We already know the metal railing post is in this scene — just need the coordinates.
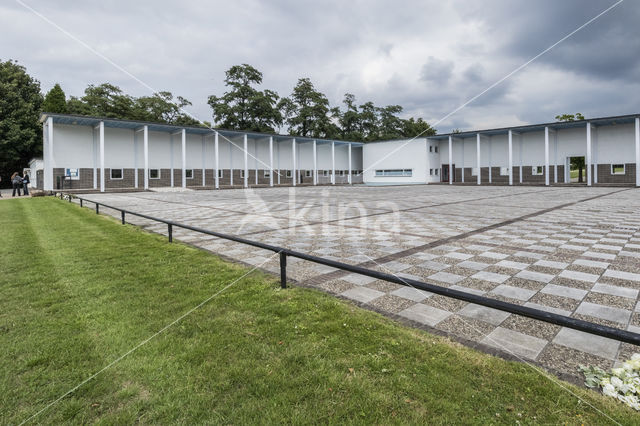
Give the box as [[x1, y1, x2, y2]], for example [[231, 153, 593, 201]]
[[80, 199, 83, 208], [96, 203, 99, 214], [121, 211, 125, 224], [168, 224, 173, 242], [280, 252, 287, 289]]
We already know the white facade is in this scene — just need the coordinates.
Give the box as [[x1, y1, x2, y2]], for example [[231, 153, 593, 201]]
[[364, 115, 640, 187], [39, 113, 364, 191]]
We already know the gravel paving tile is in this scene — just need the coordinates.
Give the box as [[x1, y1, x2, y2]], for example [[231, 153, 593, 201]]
[[423, 295, 469, 313], [500, 315, 561, 340], [537, 343, 614, 374], [436, 315, 495, 342], [583, 292, 636, 311], [528, 293, 580, 312], [367, 294, 417, 314]]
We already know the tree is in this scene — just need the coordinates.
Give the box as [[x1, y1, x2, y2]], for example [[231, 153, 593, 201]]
[[207, 64, 282, 133], [66, 83, 135, 118], [42, 83, 67, 113], [335, 93, 363, 141], [555, 113, 585, 122], [281, 78, 338, 138], [134, 91, 200, 126], [0, 59, 43, 187], [402, 117, 436, 138]]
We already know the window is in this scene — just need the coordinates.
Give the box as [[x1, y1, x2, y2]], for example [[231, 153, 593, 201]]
[[323, 170, 329, 177], [500, 167, 509, 176], [149, 169, 160, 179], [339, 170, 344, 176], [110, 168, 123, 180], [429, 146, 433, 153], [435, 146, 438, 153], [375, 169, 413, 177], [532, 166, 544, 175], [264, 170, 271, 178], [217, 169, 223, 178], [286, 170, 292, 178], [435, 169, 439, 176], [429, 169, 433, 176], [240, 170, 245, 178], [611, 164, 625, 175], [352, 170, 358, 175], [305, 170, 312, 177], [185, 169, 194, 179]]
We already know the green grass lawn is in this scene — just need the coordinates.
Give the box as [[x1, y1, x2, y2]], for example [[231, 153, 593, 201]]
[[1, 198, 636, 424]]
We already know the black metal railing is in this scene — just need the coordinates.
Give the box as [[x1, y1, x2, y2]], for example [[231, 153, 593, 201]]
[[58, 192, 640, 347]]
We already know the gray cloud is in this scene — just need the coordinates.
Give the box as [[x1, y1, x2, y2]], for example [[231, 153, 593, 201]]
[[1, 0, 637, 134]]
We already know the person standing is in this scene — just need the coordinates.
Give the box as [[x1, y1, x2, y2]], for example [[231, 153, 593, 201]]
[[22, 172, 30, 196], [11, 172, 23, 197]]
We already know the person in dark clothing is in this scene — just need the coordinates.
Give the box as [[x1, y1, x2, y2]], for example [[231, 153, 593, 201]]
[[22, 172, 30, 196], [11, 172, 23, 197]]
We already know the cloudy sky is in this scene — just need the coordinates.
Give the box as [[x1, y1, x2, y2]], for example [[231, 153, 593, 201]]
[[1, 0, 638, 133]]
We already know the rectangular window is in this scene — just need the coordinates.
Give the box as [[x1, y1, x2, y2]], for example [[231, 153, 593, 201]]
[[240, 170, 245, 178], [185, 169, 194, 179], [352, 170, 357, 175], [429, 169, 433, 176], [286, 170, 292, 178], [435, 146, 438, 153], [149, 169, 160, 179], [264, 170, 271, 178], [500, 167, 509, 176], [110, 168, 123, 180], [323, 170, 329, 176], [611, 164, 625, 175], [429, 146, 433, 153], [532, 166, 543, 175], [217, 169, 223, 178], [374, 169, 413, 177], [339, 170, 344, 176], [305, 170, 312, 177], [435, 169, 439, 176]]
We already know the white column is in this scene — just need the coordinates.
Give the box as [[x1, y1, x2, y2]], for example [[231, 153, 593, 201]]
[[636, 117, 640, 187], [476, 133, 481, 185], [143, 126, 149, 190], [277, 141, 281, 185], [448, 136, 453, 184], [201, 135, 206, 187], [44, 117, 54, 191], [348, 143, 352, 184], [461, 140, 465, 183], [519, 135, 523, 184], [269, 136, 274, 187], [488, 137, 492, 184], [254, 140, 258, 185], [593, 127, 598, 184], [544, 127, 550, 186], [313, 140, 318, 185], [331, 141, 336, 185], [508, 130, 513, 186], [292, 138, 297, 187], [554, 131, 558, 183], [214, 132, 219, 189], [92, 126, 97, 189], [181, 129, 186, 189], [133, 130, 138, 188], [170, 134, 174, 187], [229, 140, 233, 186], [99, 121, 105, 193], [243, 134, 248, 188], [586, 123, 592, 186]]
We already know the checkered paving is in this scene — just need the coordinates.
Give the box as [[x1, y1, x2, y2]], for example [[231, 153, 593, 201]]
[[79, 185, 640, 377]]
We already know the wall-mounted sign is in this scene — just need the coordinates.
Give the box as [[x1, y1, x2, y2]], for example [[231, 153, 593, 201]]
[[65, 168, 80, 180]]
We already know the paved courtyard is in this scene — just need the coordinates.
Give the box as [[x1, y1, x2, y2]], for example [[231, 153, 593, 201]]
[[78, 184, 640, 379]]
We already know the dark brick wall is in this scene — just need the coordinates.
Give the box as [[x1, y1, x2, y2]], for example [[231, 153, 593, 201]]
[[597, 163, 636, 184], [54, 167, 96, 190], [521, 166, 545, 184]]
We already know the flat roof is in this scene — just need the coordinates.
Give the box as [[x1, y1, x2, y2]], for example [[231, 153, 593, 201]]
[[40, 113, 364, 146], [427, 113, 640, 140]]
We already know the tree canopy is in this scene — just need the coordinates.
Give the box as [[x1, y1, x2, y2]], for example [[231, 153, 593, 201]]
[[207, 64, 283, 133], [555, 113, 585, 122], [0, 59, 43, 186], [42, 83, 67, 114], [207, 65, 437, 142]]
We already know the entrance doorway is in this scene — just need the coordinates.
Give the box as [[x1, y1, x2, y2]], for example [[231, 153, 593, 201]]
[[566, 156, 585, 183], [441, 164, 454, 182]]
